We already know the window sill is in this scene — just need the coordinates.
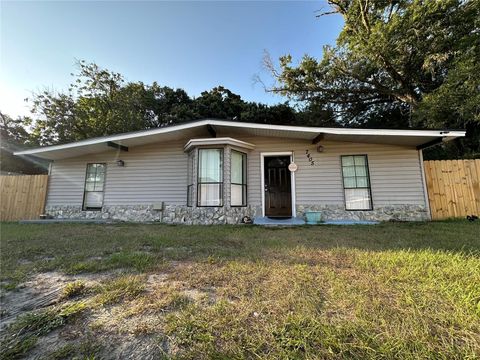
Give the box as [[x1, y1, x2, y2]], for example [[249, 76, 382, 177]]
[[345, 209, 373, 211]]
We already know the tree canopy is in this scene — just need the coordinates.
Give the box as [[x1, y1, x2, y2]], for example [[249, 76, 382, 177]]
[[1, 60, 334, 150], [269, 0, 479, 158], [0, 112, 49, 174], [2, 0, 479, 167]]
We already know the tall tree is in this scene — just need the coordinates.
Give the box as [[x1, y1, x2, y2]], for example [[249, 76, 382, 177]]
[[0, 112, 48, 174], [28, 61, 198, 145], [193, 86, 246, 120], [268, 0, 479, 157], [25, 62, 323, 146]]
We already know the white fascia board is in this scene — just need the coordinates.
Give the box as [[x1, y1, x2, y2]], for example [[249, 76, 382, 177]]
[[209, 120, 466, 138], [13, 119, 212, 156], [14, 118, 466, 156], [184, 137, 256, 152]]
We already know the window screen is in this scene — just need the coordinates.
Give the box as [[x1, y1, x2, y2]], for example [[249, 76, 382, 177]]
[[341, 155, 372, 210], [231, 150, 247, 206], [83, 163, 106, 210], [197, 149, 223, 206]]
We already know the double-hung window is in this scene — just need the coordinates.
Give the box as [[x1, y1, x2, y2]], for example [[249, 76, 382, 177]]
[[197, 149, 223, 206], [83, 163, 106, 210], [231, 150, 247, 206], [341, 155, 372, 210]]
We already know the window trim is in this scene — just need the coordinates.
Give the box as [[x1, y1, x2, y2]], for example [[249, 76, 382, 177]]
[[230, 149, 247, 207], [197, 148, 224, 208], [186, 150, 194, 207], [340, 155, 373, 211], [82, 163, 106, 211]]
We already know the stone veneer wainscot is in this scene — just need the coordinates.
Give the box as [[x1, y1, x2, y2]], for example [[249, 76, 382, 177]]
[[45, 204, 428, 223]]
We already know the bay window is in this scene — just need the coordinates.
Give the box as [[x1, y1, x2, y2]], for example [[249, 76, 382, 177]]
[[197, 149, 223, 206], [341, 155, 372, 210], [231, 150, 247, 206], [83, 163, 106, 210]]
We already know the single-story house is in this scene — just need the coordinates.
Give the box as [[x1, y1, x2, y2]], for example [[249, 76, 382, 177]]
[[14, 119, 465, 224]]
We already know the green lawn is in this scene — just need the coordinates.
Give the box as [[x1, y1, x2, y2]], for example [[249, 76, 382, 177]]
[[0, 221, 479, 359]]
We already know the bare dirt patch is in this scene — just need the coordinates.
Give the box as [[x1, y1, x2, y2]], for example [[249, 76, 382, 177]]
[[0, 271, 112, 332], [101, 334, 166, 360], [0, 267, 213, 359]]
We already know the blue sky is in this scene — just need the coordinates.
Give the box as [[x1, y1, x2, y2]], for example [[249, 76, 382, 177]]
[[0, 1, 343, 118]]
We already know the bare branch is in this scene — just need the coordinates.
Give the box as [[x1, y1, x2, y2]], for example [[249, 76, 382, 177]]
[[252, 73, 268, 93], [262, 50, 281, 78], [315, 10, 339, 18]]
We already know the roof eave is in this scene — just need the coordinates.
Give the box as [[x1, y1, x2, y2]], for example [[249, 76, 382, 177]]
[[13, 119, 466, 159]]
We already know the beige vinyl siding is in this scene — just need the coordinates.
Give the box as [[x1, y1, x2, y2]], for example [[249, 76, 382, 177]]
[[47, 140, 187, 207], [228, 136, 425, 208], [47, 135, 425, 209], [48, 161, 87, 206]]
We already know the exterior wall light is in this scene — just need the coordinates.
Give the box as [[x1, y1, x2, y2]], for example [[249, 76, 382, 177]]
[[116, 160, 125, 167]]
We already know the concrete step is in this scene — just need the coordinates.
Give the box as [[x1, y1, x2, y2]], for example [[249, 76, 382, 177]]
[[253, 216, 306, 226]]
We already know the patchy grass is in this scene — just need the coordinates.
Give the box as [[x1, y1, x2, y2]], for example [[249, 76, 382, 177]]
[[93, 275, 146, 306], [0, 301, 87, 359], [61, 281, 86, 299], [44, 338, 102, 360], [0, 221, 479, 359]]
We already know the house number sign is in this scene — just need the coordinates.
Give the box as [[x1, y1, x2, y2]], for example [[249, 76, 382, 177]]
[[305, 150, 315, 166], [288, 162, 298, 172]]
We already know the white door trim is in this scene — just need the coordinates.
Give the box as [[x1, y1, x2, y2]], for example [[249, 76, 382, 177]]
[[260, 151, 296, 217]]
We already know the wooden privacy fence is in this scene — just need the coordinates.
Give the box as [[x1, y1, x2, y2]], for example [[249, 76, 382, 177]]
[[424, 160, 480, 220], [0, 175, 49, 221], [1, 164, 479, 221]]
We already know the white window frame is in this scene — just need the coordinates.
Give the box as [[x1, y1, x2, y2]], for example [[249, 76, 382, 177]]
[[197, 148, 224, 207], [341, 154, 373, 211], [230, 149, 247, 207], [186, 150, 194, 207], [82, 163, 106, 211]]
